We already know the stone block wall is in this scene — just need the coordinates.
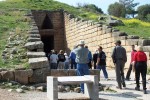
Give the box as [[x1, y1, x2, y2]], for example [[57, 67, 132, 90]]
[[64, 12, 150, 68]]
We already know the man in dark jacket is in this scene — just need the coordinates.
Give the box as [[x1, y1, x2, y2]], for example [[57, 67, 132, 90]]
[[111, 40, 127, 89]]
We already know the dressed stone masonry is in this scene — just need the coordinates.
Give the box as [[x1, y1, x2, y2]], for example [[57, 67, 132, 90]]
[[47, 75, 99, 100]]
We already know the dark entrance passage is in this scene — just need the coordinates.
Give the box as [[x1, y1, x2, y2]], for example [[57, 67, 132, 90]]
[[41, 35, 54, 54]]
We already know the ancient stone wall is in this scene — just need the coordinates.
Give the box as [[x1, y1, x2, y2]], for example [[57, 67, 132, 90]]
[[64, 12, 150, 68]]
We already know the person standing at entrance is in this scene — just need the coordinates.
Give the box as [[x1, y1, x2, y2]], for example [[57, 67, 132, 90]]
[[50, 50, 58, 69], [58, 50, 66, 69], [96, 46, 108, 80], [69, 45, 77, 69], [133, 46, 147, 94], [126, 45, 137, 80], [111, 40, 127, 89], [74, 40, 89, 93]]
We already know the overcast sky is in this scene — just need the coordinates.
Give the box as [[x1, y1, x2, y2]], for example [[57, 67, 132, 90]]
[[54, 0, 149, 14]]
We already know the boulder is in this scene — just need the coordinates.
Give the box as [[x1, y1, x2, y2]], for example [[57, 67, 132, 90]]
[[14, 69, 33, 84], [29, 68, 50, 83], [24, 41, 44, 51], [29, 57, 49, 69], [27, 52, 45, 58], [0, 71, 14, 81]]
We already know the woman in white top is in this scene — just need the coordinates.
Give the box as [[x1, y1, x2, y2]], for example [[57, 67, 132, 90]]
[[64, 53, 70, 69]]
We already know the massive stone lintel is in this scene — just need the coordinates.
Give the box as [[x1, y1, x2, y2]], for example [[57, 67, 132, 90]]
[[29, 57, 49, 69], [27, 52, 46, 58]]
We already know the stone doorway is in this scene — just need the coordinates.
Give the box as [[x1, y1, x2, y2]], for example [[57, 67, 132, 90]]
[[41, 35, 54, 55]]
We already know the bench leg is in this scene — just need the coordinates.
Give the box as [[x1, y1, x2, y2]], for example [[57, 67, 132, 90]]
[[47, 77, 58, 100], [84, 75, 99, 100]]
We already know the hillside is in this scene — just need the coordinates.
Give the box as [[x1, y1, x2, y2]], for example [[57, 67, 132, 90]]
[[0, 0, 150, 68]]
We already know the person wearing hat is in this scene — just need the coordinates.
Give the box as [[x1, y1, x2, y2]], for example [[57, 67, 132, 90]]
[[111, 40, 127, 89], [74, 40, 89, 93]]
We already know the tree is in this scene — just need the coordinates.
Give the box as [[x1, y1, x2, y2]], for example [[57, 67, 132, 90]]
[[108, 2, 126, 18], [119, 0, 139, 18], [82, 4, 103, 14], [137, 4, 150, 21]]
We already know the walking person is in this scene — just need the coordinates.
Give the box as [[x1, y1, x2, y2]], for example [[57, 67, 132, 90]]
[[132, 46, 148, 94], [50, 50, 58, 69], [96, 46, 108, 80], [126, 45, 137, 80], [74, 40, 89, 93], [111, 40, 127, 89], [58, 50, 66, 69]]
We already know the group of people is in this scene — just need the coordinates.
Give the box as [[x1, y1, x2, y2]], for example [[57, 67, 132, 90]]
[[111, 40, 148, 94], [48, 39, 148, 94]]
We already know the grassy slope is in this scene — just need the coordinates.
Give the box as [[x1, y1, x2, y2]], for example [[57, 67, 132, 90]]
[[0, 0, 150, 68]]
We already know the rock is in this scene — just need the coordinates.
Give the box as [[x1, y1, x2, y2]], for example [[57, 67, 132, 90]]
[[14, 69, 33, 84], [29, 86, 36, 91], [128, 35, 139, 39], [16, 88, 24, 93], [29, 68, 50, 83], [24, 41, 44, 51], [27, 37, 41, 42], [0, 68, 7, 72], [36, 86, 44, 91], [0, 71, 15, 81], [21, 85, 28, 90], [74, 87, 81, 93], [58, 85, 65, 92], [65, 86, 71, 92], [8, 89, 14, 92], [10, 48, 17, 54], [104, 86, 110, 91], [10, 81, 20, 85], [27, 52, 45, 58], [29, 57, 49, 69], [107, 17, 124, 26]]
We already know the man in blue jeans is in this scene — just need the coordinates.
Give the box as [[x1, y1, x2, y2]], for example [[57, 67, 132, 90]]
[[96, 46, 108, 80], [74, 40, 89, 93]]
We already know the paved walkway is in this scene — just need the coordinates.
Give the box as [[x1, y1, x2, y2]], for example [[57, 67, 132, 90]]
[[99, 69, 150, 100]]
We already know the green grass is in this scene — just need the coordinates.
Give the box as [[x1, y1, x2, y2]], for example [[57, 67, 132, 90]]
[[115, 18, 150, 38]]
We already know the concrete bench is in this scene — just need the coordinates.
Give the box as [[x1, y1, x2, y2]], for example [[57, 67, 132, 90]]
[[47, 75, 99, 100]]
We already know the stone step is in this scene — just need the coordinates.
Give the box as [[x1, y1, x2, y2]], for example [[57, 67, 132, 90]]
[[29, 57, 49, 69], [27, 37, 41, 42], [29, 34, 41, 38], [27, 52, 46, 58], [24, 41, 43, 51]]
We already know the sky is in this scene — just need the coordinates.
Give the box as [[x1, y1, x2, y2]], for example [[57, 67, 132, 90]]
[[54, 0, 149, 14]]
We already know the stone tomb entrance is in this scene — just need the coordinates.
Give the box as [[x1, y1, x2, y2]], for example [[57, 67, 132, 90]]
[[31, 10, 65, 55]]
